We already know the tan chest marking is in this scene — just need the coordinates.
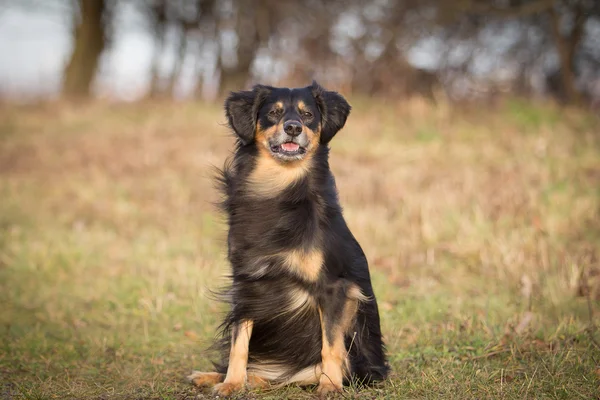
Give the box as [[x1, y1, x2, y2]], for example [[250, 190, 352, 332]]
[[247, 151, 311, 197], [247, 121, 317, 198]]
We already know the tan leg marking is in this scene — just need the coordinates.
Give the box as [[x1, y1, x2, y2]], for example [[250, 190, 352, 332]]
[[187, 371, 223, 387], [316, 285, 363, 398], [213, 320, 254, 396]]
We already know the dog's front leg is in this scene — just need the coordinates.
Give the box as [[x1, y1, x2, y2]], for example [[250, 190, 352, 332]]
[[213, 319, 253, 397], [317, 283, 362, 398]]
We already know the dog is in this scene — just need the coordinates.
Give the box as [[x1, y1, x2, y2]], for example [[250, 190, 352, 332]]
[[187, 81, 389, 397]]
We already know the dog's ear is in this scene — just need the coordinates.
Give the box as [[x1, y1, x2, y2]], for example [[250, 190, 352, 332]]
[[224, 85, 271, 145], [311, 80, 351, 144]]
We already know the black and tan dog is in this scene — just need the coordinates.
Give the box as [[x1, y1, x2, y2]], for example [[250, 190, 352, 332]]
[[188, 81, 389, 397]]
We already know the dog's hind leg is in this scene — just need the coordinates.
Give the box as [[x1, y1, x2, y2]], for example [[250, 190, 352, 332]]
[[212, 319, 254, 396], [316, 283, 365, 398]]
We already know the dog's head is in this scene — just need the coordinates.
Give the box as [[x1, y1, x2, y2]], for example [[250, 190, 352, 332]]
[[224, 81, 351, 162]]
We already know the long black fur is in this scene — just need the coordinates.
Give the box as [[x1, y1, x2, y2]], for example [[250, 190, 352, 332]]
[[210, 81, 389, 386]]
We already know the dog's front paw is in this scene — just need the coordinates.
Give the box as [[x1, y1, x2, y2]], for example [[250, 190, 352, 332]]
[[212, 381, 244, 397], [187, 371, 223, 387], [316, 381, 343, 398]]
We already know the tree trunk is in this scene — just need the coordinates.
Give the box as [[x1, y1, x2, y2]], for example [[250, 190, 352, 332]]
[[217, 1, 263, 94], [166, 27, 189, 97], [218, 36, 257, 94], [548, 5, 584, 104], [148, 23, 166, 98], [62, 0, 107, 98]]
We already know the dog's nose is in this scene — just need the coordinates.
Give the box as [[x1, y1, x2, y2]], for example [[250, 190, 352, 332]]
[[283, 120, 303, 136]]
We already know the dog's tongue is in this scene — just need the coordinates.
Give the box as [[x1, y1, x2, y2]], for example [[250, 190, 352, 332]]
[[281, 142, 299, 152]]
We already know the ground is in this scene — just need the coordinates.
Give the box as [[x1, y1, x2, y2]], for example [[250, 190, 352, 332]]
[[0, 97, 599, 399]]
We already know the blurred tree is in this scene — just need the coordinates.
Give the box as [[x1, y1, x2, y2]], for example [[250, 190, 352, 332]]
[[51, 0, 599, 104], [62, 0, 110, 98], [217, 0, 280, 94], [146, 0, 168, 98], [546, 0, 597, 104], [143, 0, 217, 98], [445, 0, 600, 104]]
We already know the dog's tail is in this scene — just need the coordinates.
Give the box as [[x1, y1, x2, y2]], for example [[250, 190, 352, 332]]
[[247, 362, 323, 388]]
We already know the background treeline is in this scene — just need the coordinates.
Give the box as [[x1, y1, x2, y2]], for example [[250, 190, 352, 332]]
[[15, 0, 600, 105]]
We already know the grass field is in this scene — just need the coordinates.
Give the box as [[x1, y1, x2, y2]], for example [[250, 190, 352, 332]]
[[0, 97, 599, 399]]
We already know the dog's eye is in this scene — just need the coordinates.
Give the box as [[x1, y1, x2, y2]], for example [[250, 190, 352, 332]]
[[268, 109, 282, 118], [302, 111, 313, 119]]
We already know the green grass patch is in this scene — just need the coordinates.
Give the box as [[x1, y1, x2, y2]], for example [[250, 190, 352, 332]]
[[0, 99, 599, 399]]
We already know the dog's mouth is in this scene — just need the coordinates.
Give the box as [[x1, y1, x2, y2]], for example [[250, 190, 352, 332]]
[[270, 142, 306, 156]]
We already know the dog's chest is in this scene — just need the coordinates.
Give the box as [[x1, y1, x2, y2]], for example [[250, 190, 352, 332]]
[[230, 191, 326, 282]]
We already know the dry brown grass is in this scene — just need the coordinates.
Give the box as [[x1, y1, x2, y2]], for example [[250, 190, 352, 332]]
[[0, 97, 599, 399]]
